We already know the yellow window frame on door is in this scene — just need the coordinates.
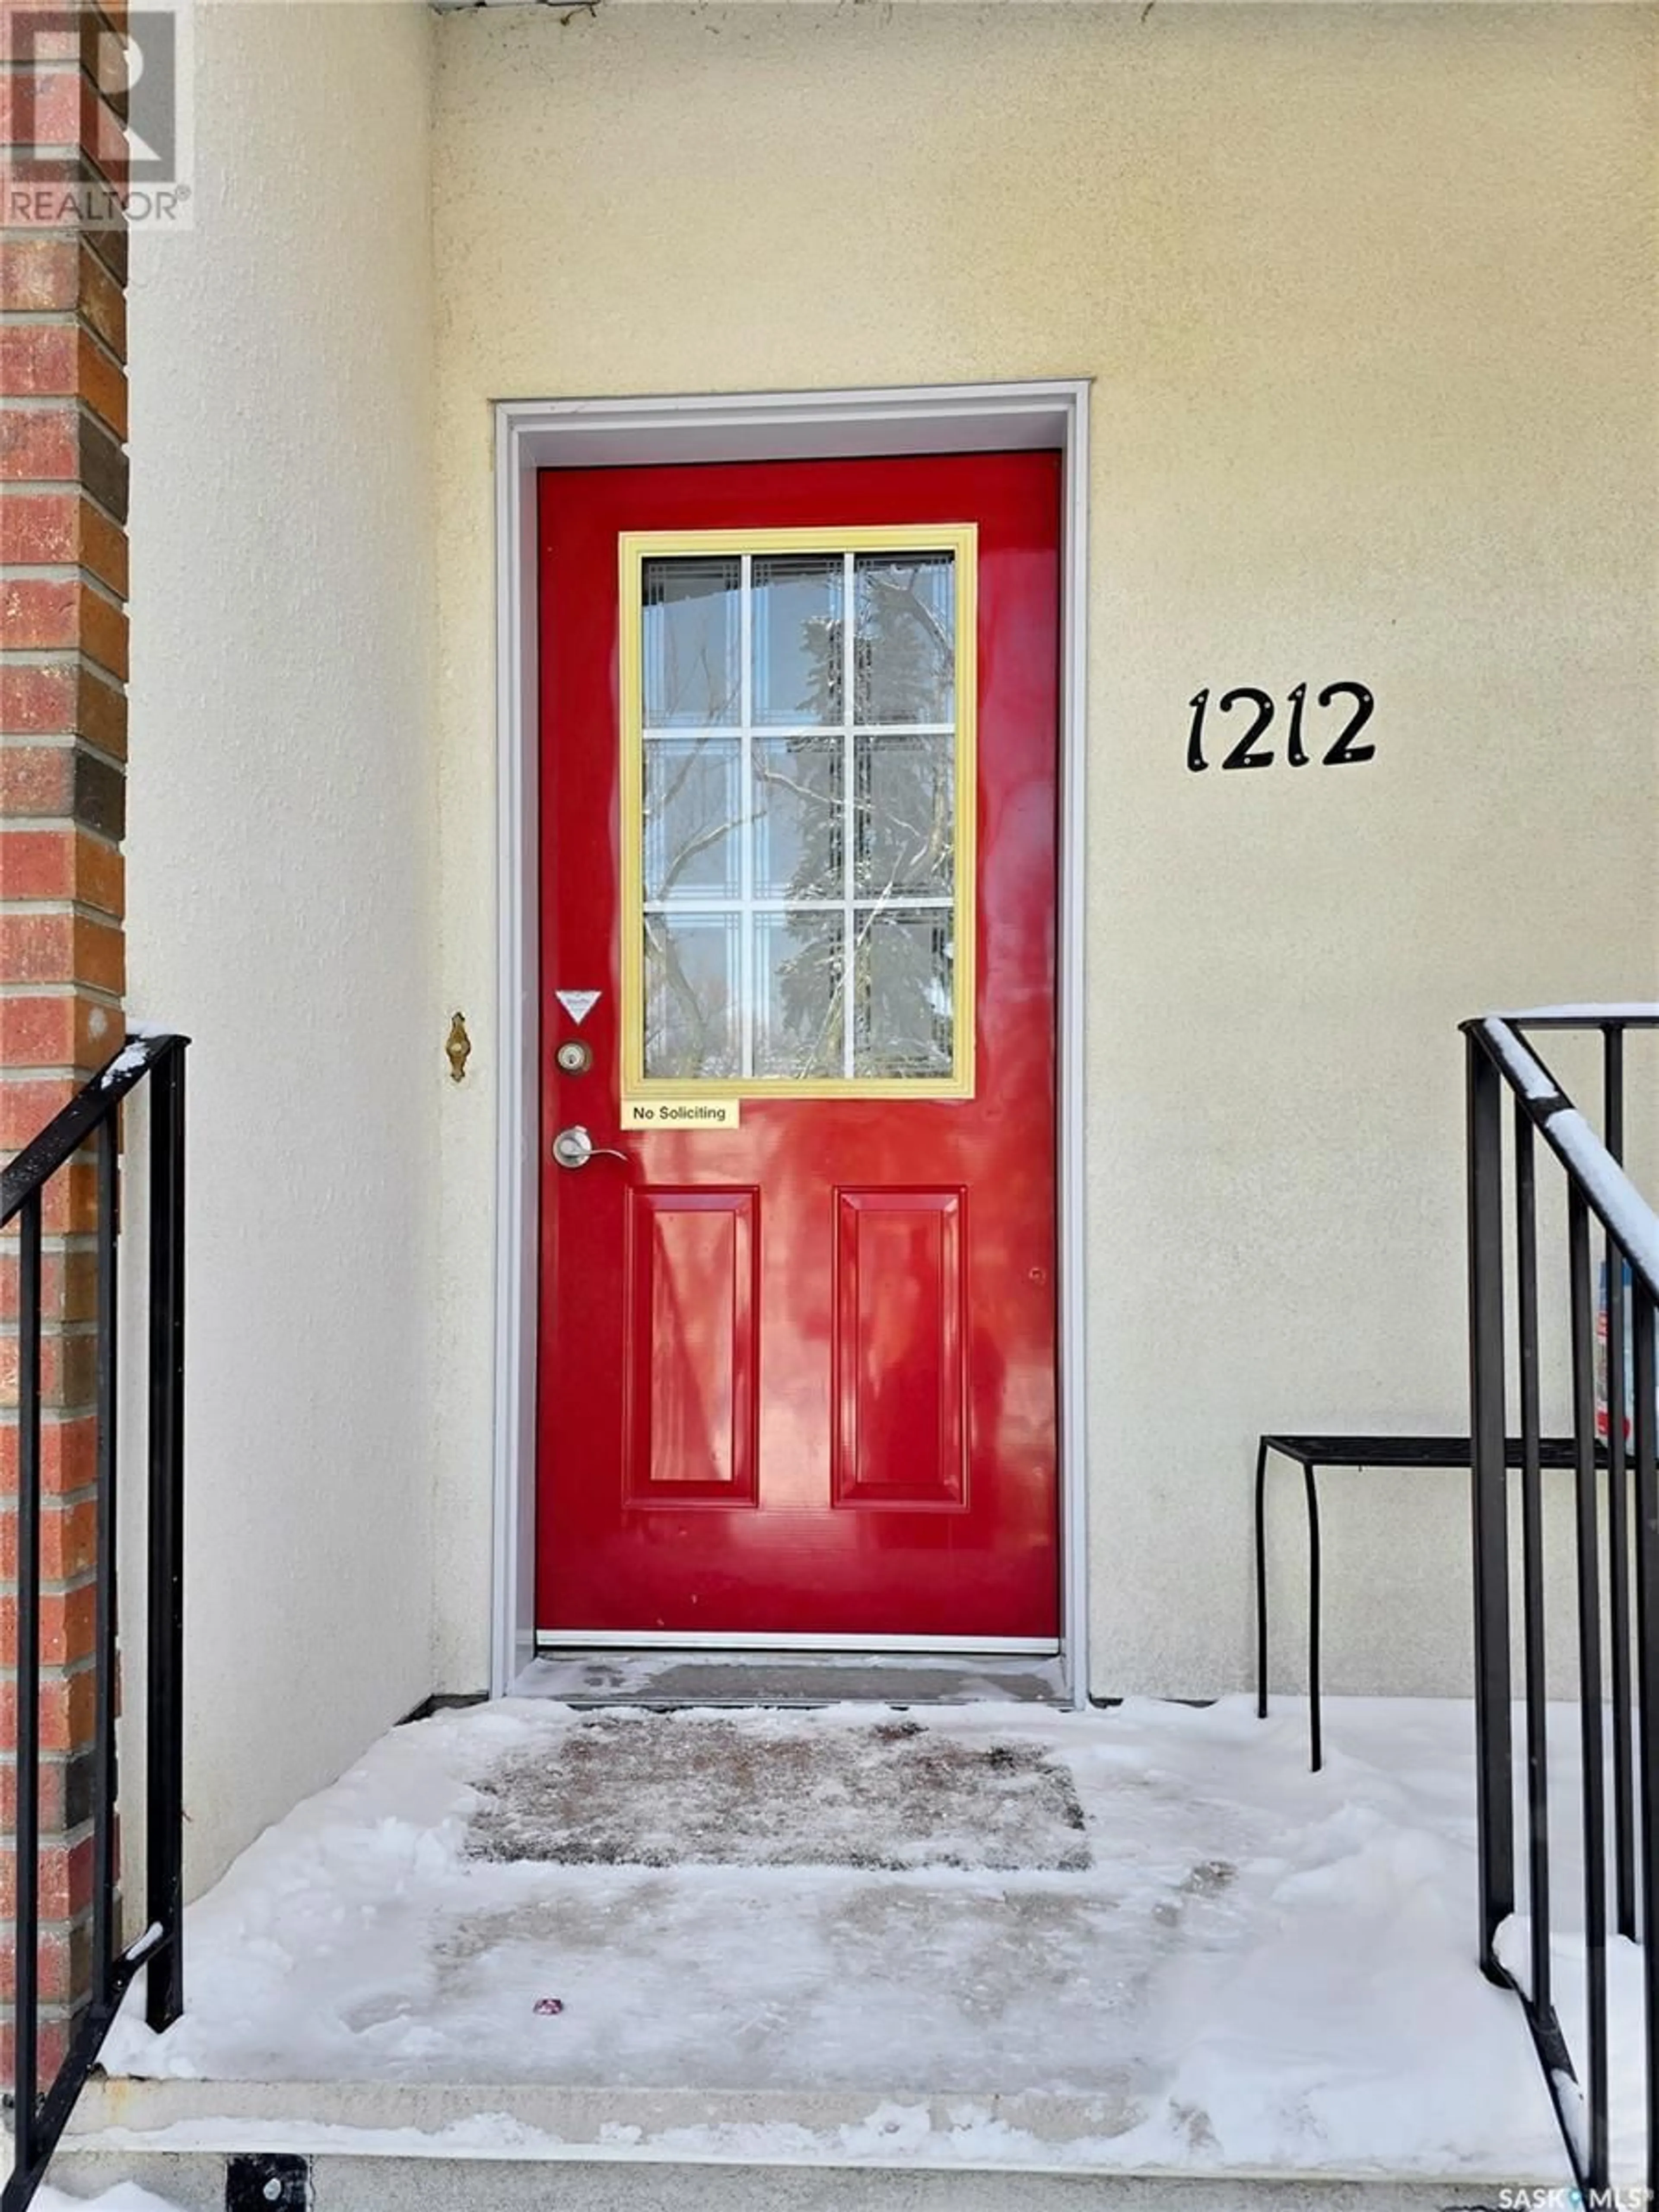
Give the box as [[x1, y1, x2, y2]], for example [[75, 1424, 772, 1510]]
[[618, 524, 978, 1103]]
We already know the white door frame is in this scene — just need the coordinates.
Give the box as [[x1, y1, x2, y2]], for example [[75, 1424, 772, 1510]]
[[490, 380, 1092, 1703]]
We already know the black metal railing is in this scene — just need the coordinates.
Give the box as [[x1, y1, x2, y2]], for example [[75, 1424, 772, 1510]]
[[1466, 1007, 1658, 2197], [1, 1034, 188, 2212]]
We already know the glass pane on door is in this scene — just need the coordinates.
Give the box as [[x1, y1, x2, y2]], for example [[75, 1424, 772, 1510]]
[[642, 914, 741, 1079], [853, 552, 956, 725], [642, 558, 741, 728], [626, 531, 975, 1096]]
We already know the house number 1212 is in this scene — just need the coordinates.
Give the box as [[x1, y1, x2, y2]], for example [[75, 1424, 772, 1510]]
[[1186, 683, 1376, 772]]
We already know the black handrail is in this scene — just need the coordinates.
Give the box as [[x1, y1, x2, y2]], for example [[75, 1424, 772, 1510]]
[[1465, 1007, 1658, 2198], [2, 1033, 188, 2212]]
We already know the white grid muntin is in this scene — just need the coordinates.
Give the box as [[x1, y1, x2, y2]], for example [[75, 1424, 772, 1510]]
[[637, 542, 961, 1088]]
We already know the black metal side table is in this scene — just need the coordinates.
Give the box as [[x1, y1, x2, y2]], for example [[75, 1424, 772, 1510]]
[[1253, 1432, 1599, 1771]]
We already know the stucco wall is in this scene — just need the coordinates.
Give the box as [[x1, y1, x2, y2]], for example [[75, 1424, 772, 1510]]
[[127, 0, 439, 1888], [430, 2, 1658, 1701]]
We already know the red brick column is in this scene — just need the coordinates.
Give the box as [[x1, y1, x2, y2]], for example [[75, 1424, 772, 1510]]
[[0, 0, 128, 2072]]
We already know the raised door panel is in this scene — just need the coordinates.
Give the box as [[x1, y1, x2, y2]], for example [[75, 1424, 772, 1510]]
[[833, 1188, 966, 1511], [624, 1189, 758, 1507]]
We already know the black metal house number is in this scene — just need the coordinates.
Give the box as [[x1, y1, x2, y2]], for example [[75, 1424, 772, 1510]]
[[1186, 683, 1376, 772]]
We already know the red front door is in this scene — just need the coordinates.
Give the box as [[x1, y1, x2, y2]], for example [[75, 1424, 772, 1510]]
[[537, 451, 1060, 1642]]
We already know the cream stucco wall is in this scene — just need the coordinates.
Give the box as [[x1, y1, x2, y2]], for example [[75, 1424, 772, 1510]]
[[127, 0, 440, 1888], [429, 2, 1659, 1700]]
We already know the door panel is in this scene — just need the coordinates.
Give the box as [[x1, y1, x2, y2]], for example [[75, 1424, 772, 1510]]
[[833, 1189, 966, 1512], [624, 1188, 757, 1508], [537, 452, 1060, 1643]]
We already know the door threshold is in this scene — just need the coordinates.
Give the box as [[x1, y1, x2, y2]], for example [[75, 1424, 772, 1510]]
[[513, 1647, 1069, 1708]]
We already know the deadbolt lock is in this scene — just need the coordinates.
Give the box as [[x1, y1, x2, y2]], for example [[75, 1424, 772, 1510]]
[[556, 1039, 594, 1076]]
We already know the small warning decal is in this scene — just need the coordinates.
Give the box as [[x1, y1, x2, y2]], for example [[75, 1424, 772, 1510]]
[[555, 990, 601, 1026]]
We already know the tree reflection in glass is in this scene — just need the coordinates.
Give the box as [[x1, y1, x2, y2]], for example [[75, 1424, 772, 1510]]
[[642, 558, 740, 727], [640, 547, 959, 1084], [853, 554, 955, 725], [642, 913, 740, 1079]]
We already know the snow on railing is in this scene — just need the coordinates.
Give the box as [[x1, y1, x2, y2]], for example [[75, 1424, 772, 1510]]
[[1475, 1013, 1659, 1299]]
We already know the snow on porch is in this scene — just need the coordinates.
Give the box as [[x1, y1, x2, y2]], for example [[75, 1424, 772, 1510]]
[[89, 1695, 1595, 2183]]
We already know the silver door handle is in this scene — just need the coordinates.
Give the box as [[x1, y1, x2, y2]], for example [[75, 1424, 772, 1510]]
[[552, 1124, 628, 1170]]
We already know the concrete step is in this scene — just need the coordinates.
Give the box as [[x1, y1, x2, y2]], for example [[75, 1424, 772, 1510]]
[[45, 2153, 1523, 2212], [53, 2079, 1539, 2212]]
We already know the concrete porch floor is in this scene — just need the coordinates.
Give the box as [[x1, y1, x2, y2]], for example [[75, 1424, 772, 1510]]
[[58, 1697, 1594, 2198]]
